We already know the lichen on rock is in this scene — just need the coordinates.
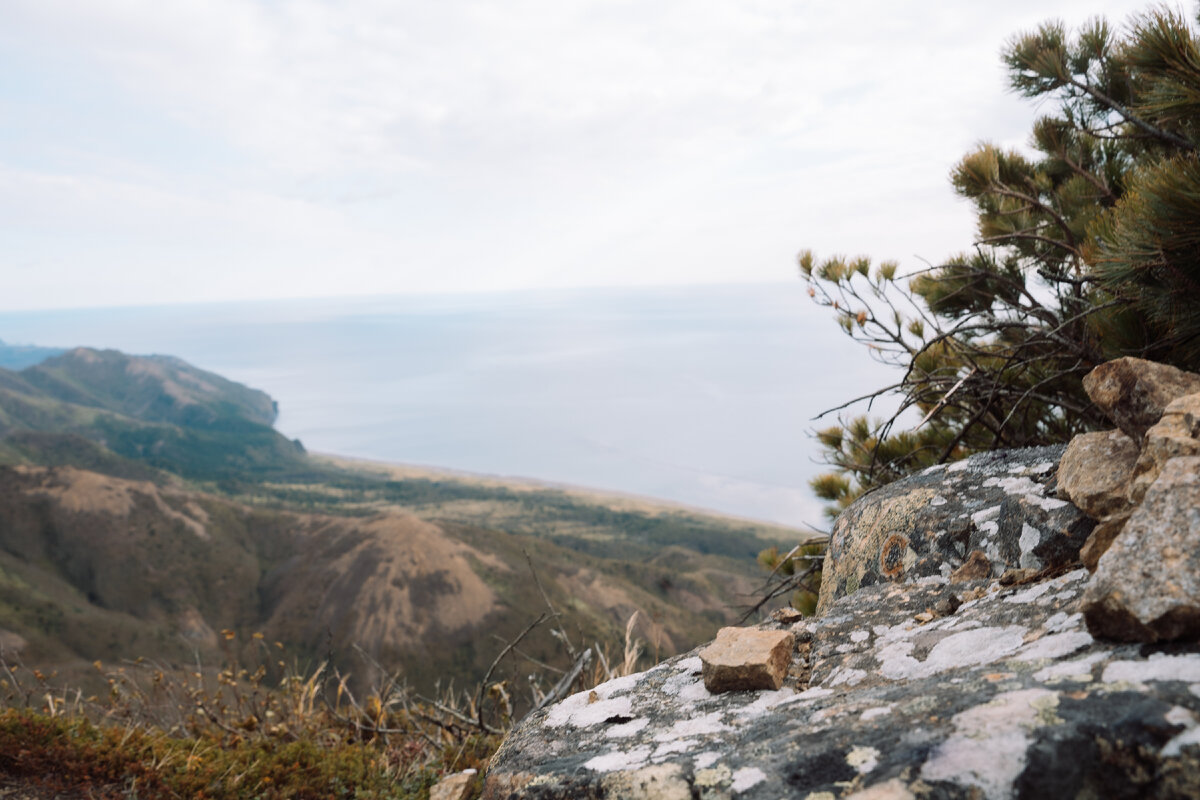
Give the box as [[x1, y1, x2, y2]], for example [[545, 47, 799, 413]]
[[817, 445, 1091, 614]]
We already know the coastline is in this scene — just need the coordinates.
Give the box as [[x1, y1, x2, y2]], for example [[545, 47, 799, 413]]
[[308, 451, 811, 537]]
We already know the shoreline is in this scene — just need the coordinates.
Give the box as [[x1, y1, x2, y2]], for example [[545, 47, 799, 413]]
[[308, 451, 810, 536]]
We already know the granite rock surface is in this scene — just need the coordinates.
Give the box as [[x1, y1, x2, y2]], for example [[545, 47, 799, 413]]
[[1081, 357, 1200, 442], [1083, 456, 1200, 642], [816, 445, 1092, 614], [485, 568, 1200, 799]]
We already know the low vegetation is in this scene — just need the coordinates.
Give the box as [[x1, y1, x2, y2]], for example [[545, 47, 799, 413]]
[[0, 611, 650, 798]]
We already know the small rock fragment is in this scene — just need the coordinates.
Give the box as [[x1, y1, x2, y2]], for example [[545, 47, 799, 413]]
[[1057, 429, 1138, 518], [1079, 512, 1130, 572], [1083, 456, 1200, 642], [933, 593, 962, 617], [699, 627, 795, 693], [430, 770, 476, 800], [1082, 357, 1200, 442], [770, 607, 804, 624], [949, 550, 992, 583], [999, 568, 1038, 586]]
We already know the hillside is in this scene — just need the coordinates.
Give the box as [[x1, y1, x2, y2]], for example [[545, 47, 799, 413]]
[[0, 347, 307, 481], [0, 345, 797, 697]]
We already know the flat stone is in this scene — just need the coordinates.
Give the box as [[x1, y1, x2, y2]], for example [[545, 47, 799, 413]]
[[1083, 456, 1200, 642], [699, 627, 794, 692], [1082, 357, 1200, 442], [1057, 429, 1137, 519], [1128, 393, 1200, 504], [430, 770, 476, 800], [949, 550, 992, 583]]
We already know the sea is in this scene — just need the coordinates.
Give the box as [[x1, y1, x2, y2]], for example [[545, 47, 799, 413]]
[[0, 282, 898, 529]]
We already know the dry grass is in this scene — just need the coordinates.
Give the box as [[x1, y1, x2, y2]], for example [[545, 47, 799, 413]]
[[0, 612, 659, 799]]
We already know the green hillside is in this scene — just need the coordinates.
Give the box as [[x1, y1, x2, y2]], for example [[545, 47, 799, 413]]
[[0, 345, 795, 700]]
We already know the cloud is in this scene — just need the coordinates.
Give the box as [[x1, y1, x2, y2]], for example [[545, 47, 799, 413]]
[[0, 0, 1162, 308]]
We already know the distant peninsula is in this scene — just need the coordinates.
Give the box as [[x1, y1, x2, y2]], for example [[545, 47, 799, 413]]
[[0, 338, 65, 370]]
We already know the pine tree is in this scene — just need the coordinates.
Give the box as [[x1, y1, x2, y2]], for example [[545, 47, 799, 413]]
[[804, 5, 1200, 519]]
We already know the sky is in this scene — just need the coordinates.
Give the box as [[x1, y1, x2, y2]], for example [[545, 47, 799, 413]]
[[1, 0, 1166, 311]]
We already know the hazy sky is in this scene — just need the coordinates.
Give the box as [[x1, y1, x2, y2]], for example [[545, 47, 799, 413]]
[[2, 0, 1160, 311]]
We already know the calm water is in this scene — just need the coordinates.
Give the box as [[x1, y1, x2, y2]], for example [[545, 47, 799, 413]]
[[0, 283, 894, 527]]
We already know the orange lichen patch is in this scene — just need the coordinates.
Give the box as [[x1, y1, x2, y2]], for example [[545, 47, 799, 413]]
[[983, 672, 1016, 682], [880, 534, 910, 578]]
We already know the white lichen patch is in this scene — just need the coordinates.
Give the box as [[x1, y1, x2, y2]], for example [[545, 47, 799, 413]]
[[1043, 612, 1082, 633], [594, 672, 643, 697], [583, 745, 651, 773], [735, 688, 812, 718], [920, 689, 1056, 800], [931, 495, 948, 506], [861, 705, 892, 721], [1032, 651, 1110, 683], [1019, 524, 1043, 570], [846, 745, 880, 774], [544, 693, 634, 728], [653, 738, 698, 759], [662, 662, 712, 702], [878, 626, 1026, 681], [981, 475, 1069, 511], [1012, 630, 1094, 662], [795, 686, 834, 700], [1103, 653, 1200, 684], [1161, 707, 1200, 758], [692, 753, 722, 772], [731, 766, 767, 793], [673, 656, 702, 673], [825, 666, 868, 687], [606, 717, 650, 738], [653, 711, 730, 741], [851, 630, 870, 643], [1003, 582, 1054, 604], [971, 506, 1001, 540]]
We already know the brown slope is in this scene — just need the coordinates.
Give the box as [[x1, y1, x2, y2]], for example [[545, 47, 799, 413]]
[[0, 465, 757, 694]]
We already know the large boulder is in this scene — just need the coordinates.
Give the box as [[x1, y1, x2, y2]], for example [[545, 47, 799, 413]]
[[1083, 456, 1200, 642], [817, 446, 1093, 614], [1081, 357, 1200, 443], [485, 568, 1200, 799]]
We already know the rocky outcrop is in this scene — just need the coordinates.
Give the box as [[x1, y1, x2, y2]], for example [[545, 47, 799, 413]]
[[485, 568, 1200, 799], [1082, 456, 1200, 641], [1045, 358, 1200, 640], [482, 359, 1200, 796], [485, 357, 1200, 798], [818, 445, 1092, 614]]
